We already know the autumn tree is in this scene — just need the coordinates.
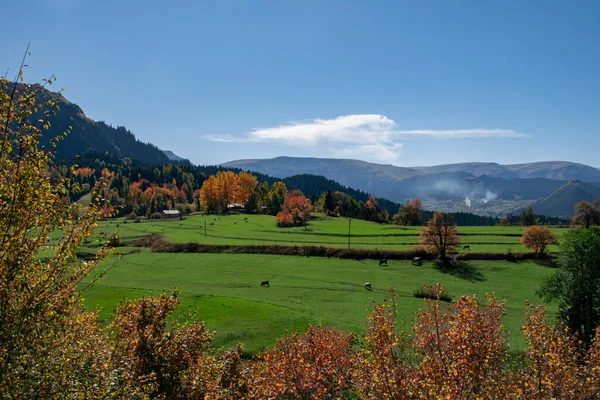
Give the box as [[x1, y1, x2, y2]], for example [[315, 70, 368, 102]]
[[237, 171, 258, 206], [420, 211, 460, 259], [199, 171, 259, 213], [216, 170, 239, 210], [394, 198, 422, 226], [0, 65, 113, 396], [520, 206, 538, 226], [537, 228, 600, 346], [111, 292, 243, 399], [266, 181, 287, 215], [246, 327, 354, 399], [520, 226, 557, 256], [363, 194, 389, 223], [572, 199, 600, 228], [412, 287, 507, 397], [515, 304, 584, 398], [276, 190, 314, 228]]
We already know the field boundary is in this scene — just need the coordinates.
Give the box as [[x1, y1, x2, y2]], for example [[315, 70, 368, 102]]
[[130, 234, 554, 261]]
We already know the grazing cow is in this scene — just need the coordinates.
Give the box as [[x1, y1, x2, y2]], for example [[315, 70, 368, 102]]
[[463, 245, 470, 250], [209, 222, 214, 226], [379, 258, 388, 266], [412, 257, 422, 266], [364, 282, 372, 291], [243, 217, 248, 221], [261, 280, 270, 287], [234, 221, 237, 225]]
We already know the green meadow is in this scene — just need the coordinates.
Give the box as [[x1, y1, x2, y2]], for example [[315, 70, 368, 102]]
[[76, 213, 564, 355], [77, 213, 564, 253]]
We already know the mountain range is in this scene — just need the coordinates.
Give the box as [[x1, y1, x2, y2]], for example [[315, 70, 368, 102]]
[[224, 157, 600, 217]]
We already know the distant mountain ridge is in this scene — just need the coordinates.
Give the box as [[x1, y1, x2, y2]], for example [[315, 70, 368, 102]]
[[225, 157, 600, 183], [223, 157, 600, 217], [223, 157, 600, 200]]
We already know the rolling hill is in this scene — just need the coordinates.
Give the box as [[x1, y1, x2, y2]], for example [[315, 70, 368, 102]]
[[529, 180, 600, 218]]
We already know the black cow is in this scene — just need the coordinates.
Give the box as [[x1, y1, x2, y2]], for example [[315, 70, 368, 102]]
[[463, 245, 470, 250], [261, 280, 270, 287], [379, 258, 388, 266]]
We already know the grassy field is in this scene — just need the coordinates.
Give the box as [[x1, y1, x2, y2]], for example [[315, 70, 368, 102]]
[[77, 212, 564, 355], [72, 213, 566, 254]]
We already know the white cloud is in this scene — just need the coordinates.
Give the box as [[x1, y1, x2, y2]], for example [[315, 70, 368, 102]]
[[248, 114, 396, 145], [395, 128, 529, 138], [203, 114, 529, 163], [202, 134, 253, 143]]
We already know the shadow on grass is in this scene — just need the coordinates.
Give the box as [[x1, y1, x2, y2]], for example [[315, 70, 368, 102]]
[[532, 256, 559, 268], [434, 259, 486, 282]]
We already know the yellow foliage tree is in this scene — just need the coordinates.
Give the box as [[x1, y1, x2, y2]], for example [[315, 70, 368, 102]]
[[237, 171, 258, 205], [0, 64, 113, 396]]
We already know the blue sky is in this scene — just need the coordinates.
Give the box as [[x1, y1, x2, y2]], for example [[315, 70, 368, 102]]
[[4, 0, 600, 167]]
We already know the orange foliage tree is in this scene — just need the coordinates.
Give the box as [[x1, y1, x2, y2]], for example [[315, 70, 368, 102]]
[[245, 327, 354, 399], [199, 171, 260, 213], [521, 225, 557, 256], [276, 191, 313, 228], [237, 171, 258, 206]]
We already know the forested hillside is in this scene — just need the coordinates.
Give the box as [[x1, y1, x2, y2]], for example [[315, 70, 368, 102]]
[[10, 83, 171, 165]]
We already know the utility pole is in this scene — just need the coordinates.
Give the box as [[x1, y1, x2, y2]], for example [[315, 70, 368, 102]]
[[347, 218, 352, 249]]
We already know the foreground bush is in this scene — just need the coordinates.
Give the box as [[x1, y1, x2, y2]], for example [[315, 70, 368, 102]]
[[413, 284, 453, 302]]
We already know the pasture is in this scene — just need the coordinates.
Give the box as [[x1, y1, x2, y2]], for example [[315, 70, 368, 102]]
[[77, 212, 565, 253], [77, 213, 564, 355]]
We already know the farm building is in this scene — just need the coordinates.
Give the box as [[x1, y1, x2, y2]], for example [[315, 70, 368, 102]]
[[161, 209, 180, 219]]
